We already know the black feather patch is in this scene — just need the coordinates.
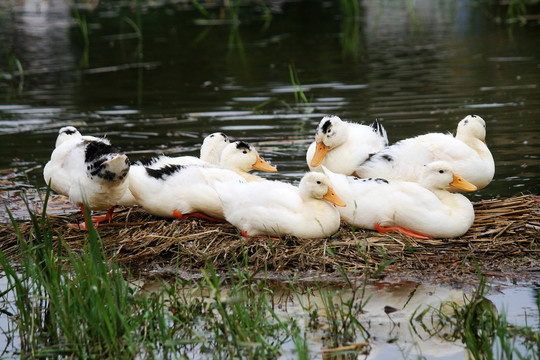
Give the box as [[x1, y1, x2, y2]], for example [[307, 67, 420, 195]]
[[86, 156, 129, 182], [354, 177, 389, 184], [146, 164, 185, 179], [84, 140, 120, 163], [382, 154, 393, 162], [134, 156, 160, 166], [321, 119, 333, 134], [61, 128, 77, 135], [235, 141, 251, 150]]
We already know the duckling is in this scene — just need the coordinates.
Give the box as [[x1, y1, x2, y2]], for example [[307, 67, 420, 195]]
[[216, 172, 345, 239], [355, 115, 494, 190], [306, 115, 388, 175], [43, 126, 130, 230], [117, 132, 231, 206], [128, 141, 277, 220], [323, 161, 476, 239]]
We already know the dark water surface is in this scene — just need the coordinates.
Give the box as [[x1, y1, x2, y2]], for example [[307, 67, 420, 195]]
[[0, 2, 539, 358], [0, 0, 539, 199]]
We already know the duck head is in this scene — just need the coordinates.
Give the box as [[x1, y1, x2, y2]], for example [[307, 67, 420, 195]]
[[220, 141, 277, 173], [456, 115, 487, 144], [56, 126, 82, 148], [311, 115, 348, 167], [200, 132, 230, 164], [420, 161, 477, 192], [299, 172, 346, 207]]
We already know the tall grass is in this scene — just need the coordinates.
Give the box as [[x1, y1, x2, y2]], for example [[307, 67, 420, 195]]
[[72, 3, 89, 68], [1, 190, 538, 359], [0, 191, 294, 358], [411, 261, 540, 360]]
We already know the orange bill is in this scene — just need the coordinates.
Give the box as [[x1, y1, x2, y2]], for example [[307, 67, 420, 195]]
[[323, 187, 346, 207], [252, 155, 278, 172], [310, 142, 329, 167], [450, 174, 477, 192]]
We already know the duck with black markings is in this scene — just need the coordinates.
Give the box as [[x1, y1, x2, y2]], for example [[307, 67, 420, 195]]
[[128, 140, 277, 221], [323, 161, 477, 239], [306, 115, 388, 175], [355, 115, 494, 190], [43, 126, 130, 230]]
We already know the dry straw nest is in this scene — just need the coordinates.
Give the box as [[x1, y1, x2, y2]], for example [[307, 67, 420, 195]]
[[1, 194, 538, 284]]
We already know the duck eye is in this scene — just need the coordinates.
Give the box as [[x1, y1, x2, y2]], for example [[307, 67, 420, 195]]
[[242, 150, 247, 154], [439, 170, 444, 174], [316, 181, 321, 184]]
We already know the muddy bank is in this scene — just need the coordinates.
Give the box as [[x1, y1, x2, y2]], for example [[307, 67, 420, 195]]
[[1, 194, 538, 286]]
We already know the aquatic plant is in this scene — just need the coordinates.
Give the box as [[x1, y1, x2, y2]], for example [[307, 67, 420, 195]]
[[1, 45, 24, 95], [411, 261, 540, 360], [0, 192, 294, 358], [72, 3, 89, 68]]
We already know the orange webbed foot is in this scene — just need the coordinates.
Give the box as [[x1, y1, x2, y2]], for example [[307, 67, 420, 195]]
[[375, 223, 432, 240]]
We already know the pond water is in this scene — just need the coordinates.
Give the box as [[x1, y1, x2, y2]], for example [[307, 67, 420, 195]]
[[0, 271, 538, 359], [0, 1, 539, 357], [0, 0, 539, 200]]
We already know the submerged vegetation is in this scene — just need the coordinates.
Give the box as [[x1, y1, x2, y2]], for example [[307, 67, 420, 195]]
[[0, 190, 538, 359]]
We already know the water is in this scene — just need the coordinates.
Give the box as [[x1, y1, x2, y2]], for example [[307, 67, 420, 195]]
[[0, 1, 538, 357], [0, 0, 539, 199], [1, 271, 538, 359]]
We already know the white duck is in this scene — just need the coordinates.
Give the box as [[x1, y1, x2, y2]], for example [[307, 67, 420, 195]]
[[135, 132, 231, 169], [128, 141, 277, 220], [43, 126, 130, 230], [215, 172, 345, 239], [323, 162, 477, 239], [355, 115, 495, 190], [117, 132, 231, 206], [219, 141, 277, 182], [306, 115, 388, 175]]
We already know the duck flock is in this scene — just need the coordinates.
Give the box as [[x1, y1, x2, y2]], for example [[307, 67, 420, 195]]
[[43, 114, 494, 240]]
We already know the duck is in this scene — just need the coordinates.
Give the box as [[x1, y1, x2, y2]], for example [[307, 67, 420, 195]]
[[322, 161, 477, 239], [306, 115, 388, 175], [219, 141, 277, 182], [43, 126, 130, 230], [117, 132, 231, 206], [215, 172, 345, 239], [135, 132, 231, 169], [355, 115, 495, 190], [127, 140, 277, 220]]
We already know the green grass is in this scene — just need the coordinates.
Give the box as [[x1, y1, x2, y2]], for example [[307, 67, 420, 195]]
[[0, 190, 293, 359], [411, 261, 540, 360], [1, 189, 538, 359]]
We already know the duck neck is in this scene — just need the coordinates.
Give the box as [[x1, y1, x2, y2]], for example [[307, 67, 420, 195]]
[[457, 135, 491, 160], [431, 188, 469, 213]]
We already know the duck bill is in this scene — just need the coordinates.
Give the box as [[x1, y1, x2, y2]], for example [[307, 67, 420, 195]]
[[252, 156, 278, 172], [310, 142, 329, 167], [450, 174, 477, 192], [323, 187, 346, 207]]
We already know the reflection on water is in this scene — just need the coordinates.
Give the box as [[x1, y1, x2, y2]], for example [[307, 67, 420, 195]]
[[0, 0, 539, 199]]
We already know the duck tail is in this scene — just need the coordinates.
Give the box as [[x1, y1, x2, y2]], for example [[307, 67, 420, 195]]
[[370, 119, 388, 147], [100, 154, 130, 182]]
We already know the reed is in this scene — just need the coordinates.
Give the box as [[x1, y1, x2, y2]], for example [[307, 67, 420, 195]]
[[0, 189, 538, 358], [411, 261, 540, 360], [72, 3, 89, 68]]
